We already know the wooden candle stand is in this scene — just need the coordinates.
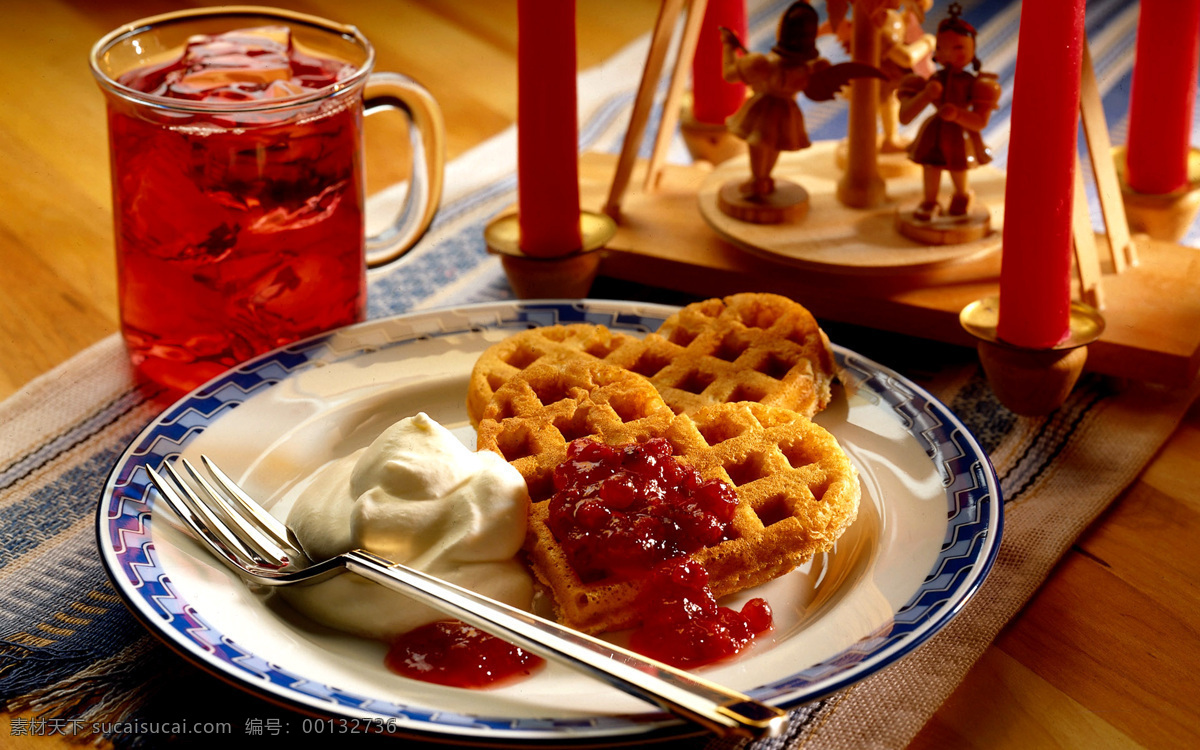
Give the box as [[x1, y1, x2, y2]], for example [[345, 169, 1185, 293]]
[[1114, 146, 1200, 242], [576, 149, 1200, 390], [960, 296, 1105, 417], [484, 210, 615, 299], [678, 92, 747, 166], [692, 142, 1004, 265], [492, 10, 1199, 403]]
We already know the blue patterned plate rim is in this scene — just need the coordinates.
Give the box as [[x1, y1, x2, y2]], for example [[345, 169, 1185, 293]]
[[97, 299, 1002, 744]]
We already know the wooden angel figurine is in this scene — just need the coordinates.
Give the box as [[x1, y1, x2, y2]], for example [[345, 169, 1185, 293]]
[[897, 2, 1000, 222], [720, 1, 829, 200], [718, 1, 880, 223]]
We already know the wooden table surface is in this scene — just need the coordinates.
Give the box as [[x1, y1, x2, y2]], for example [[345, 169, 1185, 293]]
[[1, 1, 1197, 748]]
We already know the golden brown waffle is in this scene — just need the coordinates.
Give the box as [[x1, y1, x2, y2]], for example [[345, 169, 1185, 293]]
[[466, 293, 836, 425], [466, 324, 644, 427], [476, 360, 860, 635], [642, 293, 837, 419]]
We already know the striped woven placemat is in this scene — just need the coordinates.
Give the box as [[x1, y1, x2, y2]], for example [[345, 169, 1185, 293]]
[[3, 1, 1196, 747]]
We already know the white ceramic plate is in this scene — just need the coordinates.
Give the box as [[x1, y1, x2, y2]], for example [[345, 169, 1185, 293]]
[[98, 300, 1001, 745]]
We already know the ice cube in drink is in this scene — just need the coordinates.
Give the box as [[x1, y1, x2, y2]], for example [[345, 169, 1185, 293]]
[[107, 25, 366, 392]]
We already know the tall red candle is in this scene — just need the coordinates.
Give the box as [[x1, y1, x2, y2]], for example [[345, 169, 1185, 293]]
[[517, 0, 582, 257], [1125, 0, 1200, 195], [997, 0, 1086, 350], [692, 0, 747, 124]]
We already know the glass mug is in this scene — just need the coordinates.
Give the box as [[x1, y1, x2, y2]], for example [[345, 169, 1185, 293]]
[[90, 7, 444, 392]]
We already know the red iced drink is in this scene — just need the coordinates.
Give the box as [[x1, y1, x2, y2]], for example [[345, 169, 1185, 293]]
[[106, 26, 367, 391]]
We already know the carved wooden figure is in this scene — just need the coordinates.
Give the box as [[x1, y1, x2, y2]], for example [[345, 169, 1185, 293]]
[[718, 1, 881, 223], [717, 3, 826, 223], [895, 3, 999, 243]]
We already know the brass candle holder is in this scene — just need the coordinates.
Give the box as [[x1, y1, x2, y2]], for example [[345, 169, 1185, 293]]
[[1114, 145, 1200, 242], [678, 91, 747, 166], [960, 296, 1106, 417], [484, 210, 617, 299]]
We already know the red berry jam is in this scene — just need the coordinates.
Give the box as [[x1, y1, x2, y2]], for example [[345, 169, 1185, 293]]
[[385, 620, 544, 688], [548, 438, 739, 581], [630, 558, 773, 668]]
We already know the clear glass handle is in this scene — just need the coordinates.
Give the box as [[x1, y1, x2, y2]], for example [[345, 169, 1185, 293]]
[[362, 72, 446, 268]]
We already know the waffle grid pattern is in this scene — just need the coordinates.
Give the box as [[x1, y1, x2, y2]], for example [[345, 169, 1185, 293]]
[[476, 357, 860, 634], [467, 293, 837, 426]]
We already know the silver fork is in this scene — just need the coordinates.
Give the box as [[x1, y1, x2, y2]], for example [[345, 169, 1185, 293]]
[[148, 455, 790, 740]]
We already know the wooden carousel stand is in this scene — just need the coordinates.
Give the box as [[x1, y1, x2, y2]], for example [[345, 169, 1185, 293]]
[[576, 148, 1200, 390], [491, 2, 1198, 407]]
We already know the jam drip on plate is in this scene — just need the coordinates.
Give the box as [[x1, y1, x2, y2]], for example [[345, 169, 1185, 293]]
[[389, 437, 775, 687], [630, 558, 772, 668], [386, 620, 544, 688]]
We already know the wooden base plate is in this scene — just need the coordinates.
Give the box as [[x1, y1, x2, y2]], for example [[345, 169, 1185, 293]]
[[895, 208, 992, 245], [696, 141, 1004, 274], [577, 148, 1200, 388], [717, 179, 809, 224]]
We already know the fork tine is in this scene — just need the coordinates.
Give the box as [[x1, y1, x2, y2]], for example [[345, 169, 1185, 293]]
[[147, 464, 258, 570], [175, 459, 293, 568], [198, 455, 304, 559]]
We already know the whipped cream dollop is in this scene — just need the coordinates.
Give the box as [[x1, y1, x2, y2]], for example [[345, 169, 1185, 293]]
[[281, 413, 532, 641]]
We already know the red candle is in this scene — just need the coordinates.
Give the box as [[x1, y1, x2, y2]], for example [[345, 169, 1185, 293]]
[[997, 0, 1086, 350], [517, 0, 582, 257], [1125, 0, 1200, 195], [692, 0, 747, 124]]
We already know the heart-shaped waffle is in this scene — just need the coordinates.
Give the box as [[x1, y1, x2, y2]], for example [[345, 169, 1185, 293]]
[[466, 293, 836, 426], [643, 292, 836, 419], [476, 359, 860, 635]]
